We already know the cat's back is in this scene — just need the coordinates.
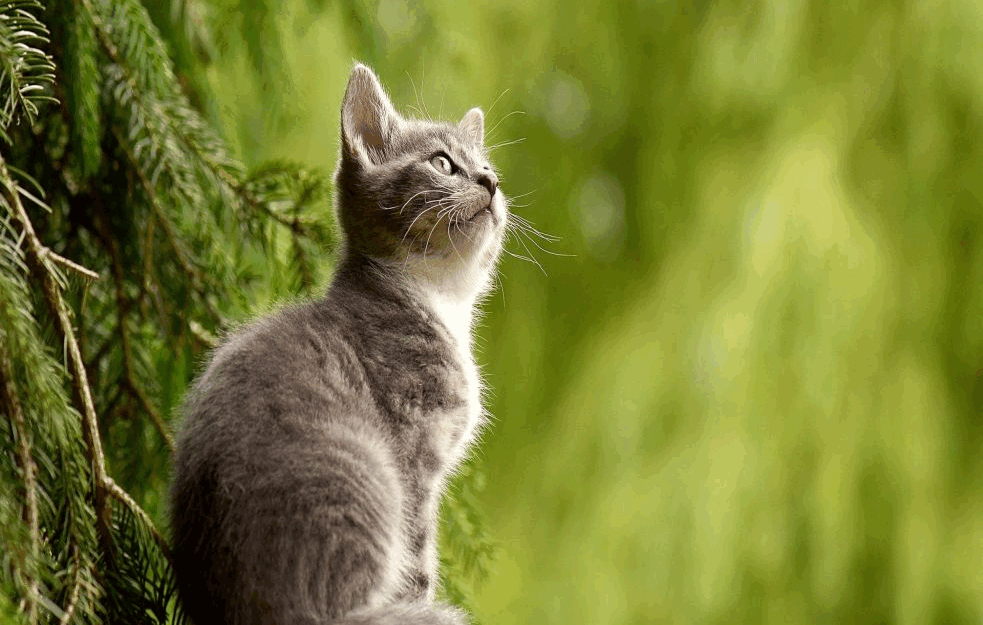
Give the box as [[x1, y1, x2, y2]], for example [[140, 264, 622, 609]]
[[176, 298, 372, 461], [170, 298, 410, 625]]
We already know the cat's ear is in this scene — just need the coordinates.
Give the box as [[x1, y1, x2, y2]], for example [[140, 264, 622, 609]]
[[459, 107, 484, 144], [341, 64, 400, 163]]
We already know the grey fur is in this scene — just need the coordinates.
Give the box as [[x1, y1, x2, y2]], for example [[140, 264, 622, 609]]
[[170, 64, 506, 625]]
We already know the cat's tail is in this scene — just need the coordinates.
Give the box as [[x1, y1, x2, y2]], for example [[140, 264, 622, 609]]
[[331, 602, 468, 625]]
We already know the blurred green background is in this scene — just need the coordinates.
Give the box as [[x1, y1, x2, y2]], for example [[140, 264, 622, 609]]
[[204, 1, 983, 623]]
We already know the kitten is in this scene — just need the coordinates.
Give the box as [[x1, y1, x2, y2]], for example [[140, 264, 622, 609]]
[[170, 64, 506, 625]]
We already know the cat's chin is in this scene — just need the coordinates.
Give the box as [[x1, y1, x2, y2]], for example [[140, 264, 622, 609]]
[[450, 203, 505, 251]]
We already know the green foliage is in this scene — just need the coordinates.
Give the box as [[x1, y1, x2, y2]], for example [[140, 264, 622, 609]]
[[0, 0, 338, 622], [1, 1, 495, 622], [0, 0, 55, 130], [204, 2, 983, 624]]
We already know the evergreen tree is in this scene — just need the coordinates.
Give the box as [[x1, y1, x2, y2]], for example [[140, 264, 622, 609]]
[[0, 1, 493, 622]]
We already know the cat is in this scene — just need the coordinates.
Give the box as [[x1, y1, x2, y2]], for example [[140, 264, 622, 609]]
[[170, 63, 507, 625]]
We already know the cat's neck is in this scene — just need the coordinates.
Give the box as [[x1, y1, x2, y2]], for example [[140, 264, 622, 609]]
[[333, 251, 490, 350]]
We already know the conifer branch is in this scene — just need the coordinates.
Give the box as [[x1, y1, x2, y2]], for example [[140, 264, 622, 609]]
[[0, 0, 56, 128], [0, 339, 40, 625], [109, 124, 221, 323], [104, 477, 171, 561], [42, 248, 100, 280], [56, 547, 83, 625], [98, 209, 175, 451], [80, 0, 240, 201], [2, 153, 174, 613], [0, 153, 115, 557]]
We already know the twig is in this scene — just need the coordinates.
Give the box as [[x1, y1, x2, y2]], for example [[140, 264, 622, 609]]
[[57, 547, 83, 625], [83, 323, 118, 374], [126, 377, 175, 451], [188, 319, 218, 348], [42, 249, 100, 280], [0, 340, 40, 625], [105, 477, 172, 561]]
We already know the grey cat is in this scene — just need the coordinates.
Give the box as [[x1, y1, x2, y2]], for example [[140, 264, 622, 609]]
[[170, 64, 507, 625]]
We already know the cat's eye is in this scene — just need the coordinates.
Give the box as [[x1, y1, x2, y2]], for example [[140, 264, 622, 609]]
[[429, 153, 454, 176]]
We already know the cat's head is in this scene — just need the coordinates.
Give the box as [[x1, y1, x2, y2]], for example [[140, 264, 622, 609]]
[[334, 64, 505, 291]]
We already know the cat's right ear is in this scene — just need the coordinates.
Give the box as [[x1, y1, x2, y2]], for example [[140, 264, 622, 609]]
[[341, 64, 400, 164]]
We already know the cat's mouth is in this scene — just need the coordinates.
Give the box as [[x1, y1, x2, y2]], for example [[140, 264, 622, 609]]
[[466, 203, 495, 224]]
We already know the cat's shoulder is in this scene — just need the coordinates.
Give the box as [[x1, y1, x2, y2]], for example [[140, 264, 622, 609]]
[[203, 299, 337, 375]]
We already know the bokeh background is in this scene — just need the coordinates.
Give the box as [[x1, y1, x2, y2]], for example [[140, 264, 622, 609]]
[[200, 1, 982, 623]]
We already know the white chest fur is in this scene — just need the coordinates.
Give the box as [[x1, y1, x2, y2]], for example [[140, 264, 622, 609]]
[[418, 289, 484, 462]]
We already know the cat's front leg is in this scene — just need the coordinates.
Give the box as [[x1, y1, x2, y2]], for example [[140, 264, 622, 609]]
[[399, 519, 438, 601], [395, 481, 441, 602]]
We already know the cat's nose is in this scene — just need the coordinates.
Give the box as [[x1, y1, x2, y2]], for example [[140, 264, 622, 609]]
[[476, 171, 498, 197]]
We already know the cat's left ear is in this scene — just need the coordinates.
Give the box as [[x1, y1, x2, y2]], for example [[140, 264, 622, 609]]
[[459, 107, 484, 144], [341, 64, 401, 164]]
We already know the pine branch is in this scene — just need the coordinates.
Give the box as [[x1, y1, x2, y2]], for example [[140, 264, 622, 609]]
[[97, 206, 174, 451], [62, 0, 103, 179], [0, 340, 40, 625], [55, 547, 82, 625], [0, 193, 105, 625], [0, 153, 115, 559], [110, 124, 222, 324], [42, 248, 99, 280], [81, 0, 240, 203], [2, 153, 173, 620], [104, 477, 171, 561], [0, 0, 56, 129]]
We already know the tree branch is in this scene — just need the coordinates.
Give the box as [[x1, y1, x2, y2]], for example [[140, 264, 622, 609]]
[[109, 125, 221, 323], [2, 155, 174, 581], [105, 477, 172, 561], [0, 154, 115, 559], [0, 339, 40, 625], [56, 547, 83, 625], [42, 248, 100, 281], [95, 206, 175, 451]]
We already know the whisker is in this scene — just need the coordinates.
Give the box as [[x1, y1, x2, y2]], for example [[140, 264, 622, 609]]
[[506, 189, 537, 202], [502, 247, 539, 267], [422, 206, 456, 260], [486, 110, 526, 140], [485, 88, 511, 118], [511, 229, 547, 275], [400, 202, 447, 245], [381, 189, 441, 214], [509, 213, 561, 242], [420, 60, 431, 118], [447, 218, 466, 264], [510, 217, 561, 243], [495, 272, 506, 310], [487, 137, 527, 152], [406, 69, 431, 121], [512, 223, 572, 257]]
